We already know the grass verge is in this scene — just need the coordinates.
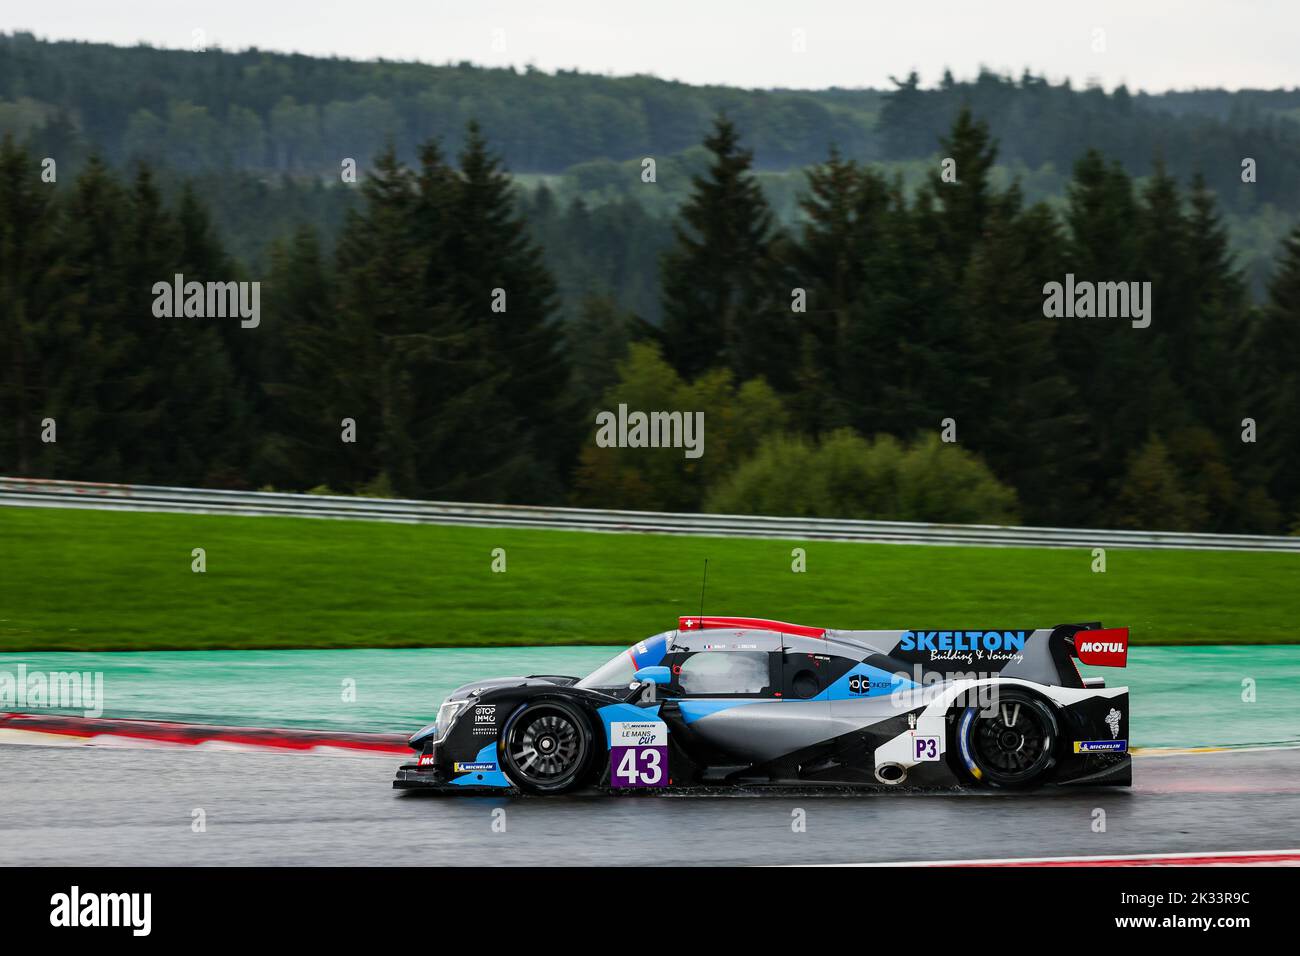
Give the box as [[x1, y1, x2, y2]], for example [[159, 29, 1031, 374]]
[[1, 506, 1296, 650]]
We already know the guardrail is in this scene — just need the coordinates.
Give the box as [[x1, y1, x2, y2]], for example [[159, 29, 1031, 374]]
[[2, 476, 1298, 552]]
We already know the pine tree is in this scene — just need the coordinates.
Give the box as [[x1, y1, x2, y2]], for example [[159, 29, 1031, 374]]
[[1134, 161, 1195, 436], [565, 295, 636, 414], [258, 225, 340, 489], [120, 166, 248, 486], [117, 163, 179, 480], [960, 201, 1091, 524], [786, 149, 890, 433], [175, 178, 258, 477], [445, 123, 572, 500], [1059, 151, 1149, 522], [331, 144, 429, 493], [0, 136, 66, 477], [1183, 175, 1250, 427], [48, 156, 142, 481], [1065, 150, 1139, 276], [1246, 226, 1300, 520], [660, 116, 789, 388], [926, 106, 997, 270], [411, 136, 535, 500], [327, 140, 547, 501], [877, 71, 930, 156], [846, 176, 953, 439], [176, 181, 234, 280]]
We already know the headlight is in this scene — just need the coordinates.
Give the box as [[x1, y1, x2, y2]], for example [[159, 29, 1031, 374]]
[[434, 699, 469, 741]]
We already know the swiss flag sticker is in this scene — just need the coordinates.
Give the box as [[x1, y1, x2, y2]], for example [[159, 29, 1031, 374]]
[[1075, 628, 1129, 667]]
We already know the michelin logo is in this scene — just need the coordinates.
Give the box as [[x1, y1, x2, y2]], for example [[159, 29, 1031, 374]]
[[453, 761, 497, 773], [1074, 740, 1127, 753]]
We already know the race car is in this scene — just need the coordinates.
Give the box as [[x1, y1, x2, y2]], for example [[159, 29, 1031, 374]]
[[393, 616, 1130, 794]]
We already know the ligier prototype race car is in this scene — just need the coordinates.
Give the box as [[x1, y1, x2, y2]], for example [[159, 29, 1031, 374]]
[[394, 617, 1131, 794]]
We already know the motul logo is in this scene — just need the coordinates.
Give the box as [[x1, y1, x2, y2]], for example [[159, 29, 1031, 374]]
[[1080, 641, 1124, 653], [1076, 628, 1129, 667]]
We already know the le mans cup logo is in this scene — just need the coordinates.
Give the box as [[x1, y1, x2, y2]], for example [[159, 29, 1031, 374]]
[[609, 721, 668, 789]]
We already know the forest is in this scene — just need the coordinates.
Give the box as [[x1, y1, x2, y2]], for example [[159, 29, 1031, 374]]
[[2, 34, 1299, 533], [6, 32, 1300, 308]]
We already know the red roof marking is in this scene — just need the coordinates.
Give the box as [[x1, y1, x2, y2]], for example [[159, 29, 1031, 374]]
[[678, 616, 826, 638]]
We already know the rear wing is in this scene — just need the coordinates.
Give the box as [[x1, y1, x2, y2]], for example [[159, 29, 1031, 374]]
[[1048, 623, 1129, 687]]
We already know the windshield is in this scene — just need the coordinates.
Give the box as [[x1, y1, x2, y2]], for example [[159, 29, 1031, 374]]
[[577, 631, 672, 689]]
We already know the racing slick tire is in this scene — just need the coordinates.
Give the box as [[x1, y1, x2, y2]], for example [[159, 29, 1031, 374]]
[[955, 688, 1059, 788], [501, 699, 596, 795]]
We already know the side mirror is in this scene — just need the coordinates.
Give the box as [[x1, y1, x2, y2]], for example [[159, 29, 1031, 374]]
[[632, 666, 672, 686]]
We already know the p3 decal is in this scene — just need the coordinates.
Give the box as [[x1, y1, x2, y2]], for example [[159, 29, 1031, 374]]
[[912, 735, 941, 762]]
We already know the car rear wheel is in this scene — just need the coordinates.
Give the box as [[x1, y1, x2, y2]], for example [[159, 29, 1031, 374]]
[[957, 689, 1058, 788], [502, 700, 594, 795]]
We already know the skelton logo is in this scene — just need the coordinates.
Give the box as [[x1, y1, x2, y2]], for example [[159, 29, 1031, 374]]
[[1075, 628, 1129, 667], [898, 631, 1027, 653]]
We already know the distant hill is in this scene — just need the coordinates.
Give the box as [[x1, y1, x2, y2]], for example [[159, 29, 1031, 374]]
[[5, 33, 1300, 305], [4, 32, 1300, 216], [0, 32, 881, 172]]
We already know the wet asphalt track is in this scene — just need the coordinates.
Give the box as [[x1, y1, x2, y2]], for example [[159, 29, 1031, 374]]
[[1, 744, 1298, 865]]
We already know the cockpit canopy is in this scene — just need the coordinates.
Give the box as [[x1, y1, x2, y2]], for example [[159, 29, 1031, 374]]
[[575, 631, 673, 689]]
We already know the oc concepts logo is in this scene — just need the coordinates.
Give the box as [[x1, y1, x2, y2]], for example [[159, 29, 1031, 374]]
[[847, 674, 891, 696]]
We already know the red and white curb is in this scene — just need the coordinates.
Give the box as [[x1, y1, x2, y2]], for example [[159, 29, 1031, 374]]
[[0, 712, 409, 755], [827, 849, 1300, 867]]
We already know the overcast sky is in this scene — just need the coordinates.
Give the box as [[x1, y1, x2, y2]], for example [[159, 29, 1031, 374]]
[[7, 1, 1296, 92]]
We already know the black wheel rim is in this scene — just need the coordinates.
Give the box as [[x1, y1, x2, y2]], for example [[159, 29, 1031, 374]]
[[508, 710, 584, 783], [973, 700, 1050, 779]]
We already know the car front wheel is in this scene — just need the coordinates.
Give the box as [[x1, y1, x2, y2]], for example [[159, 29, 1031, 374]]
[[501, 700, 594, 795]]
